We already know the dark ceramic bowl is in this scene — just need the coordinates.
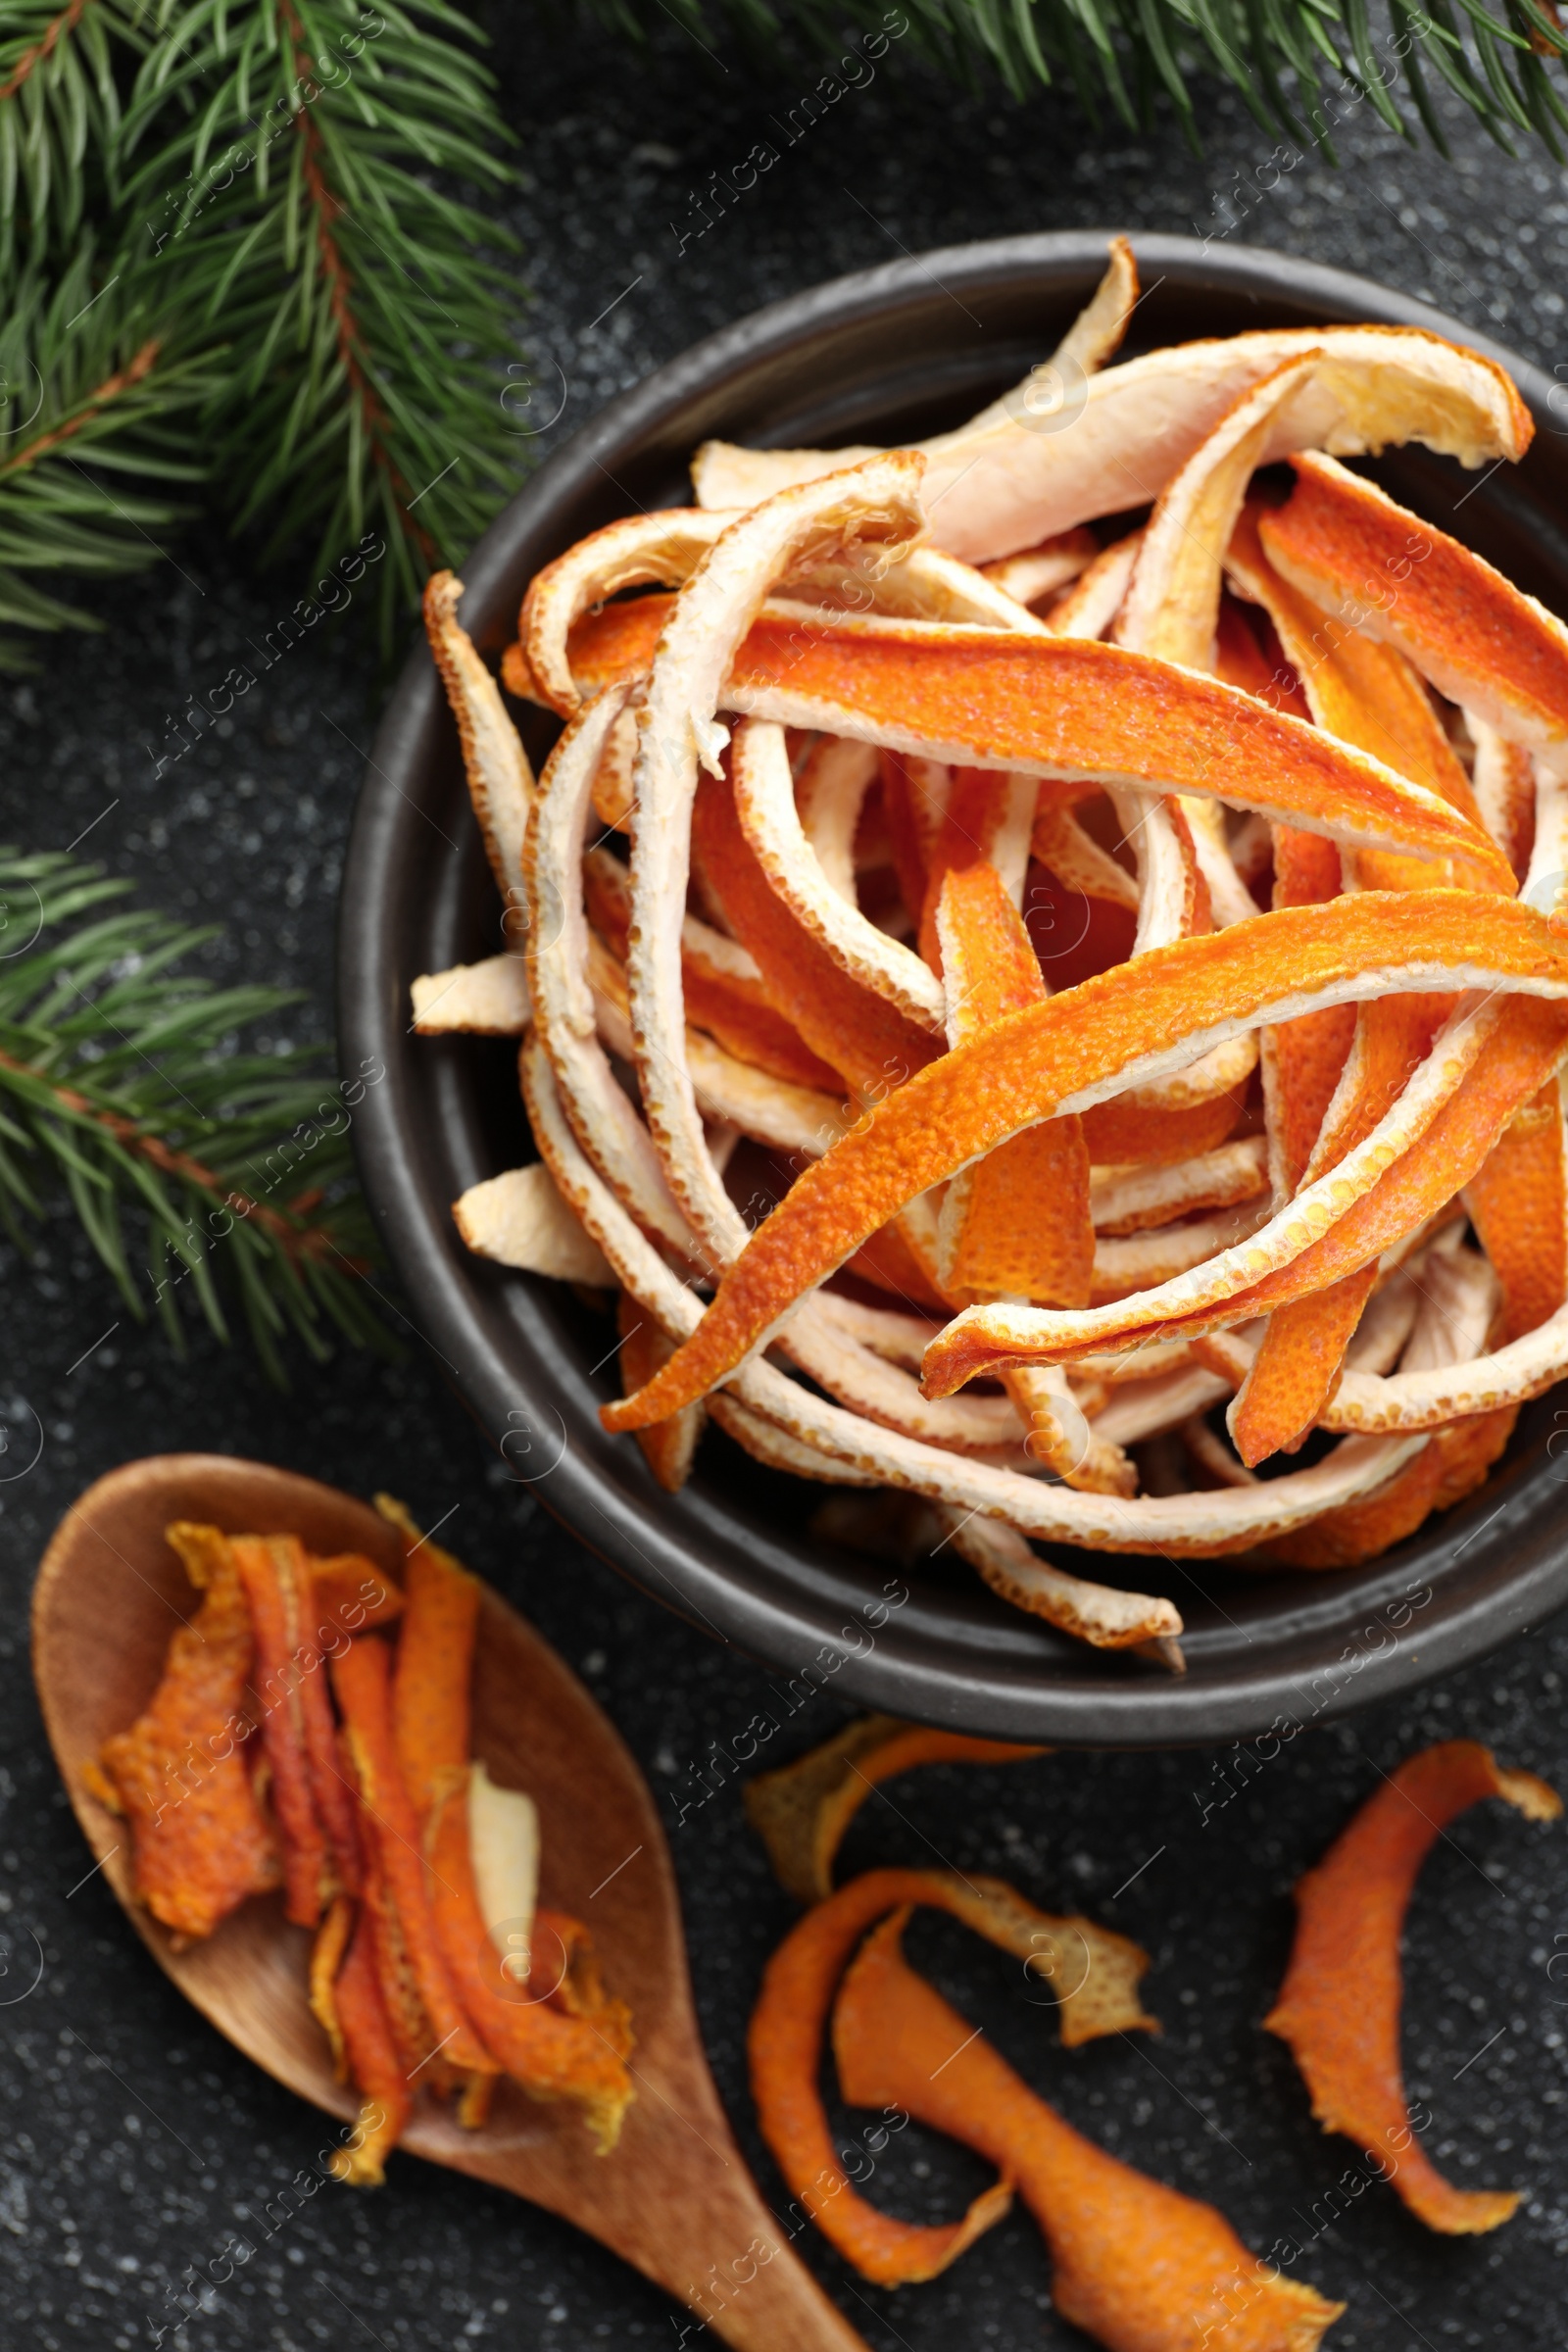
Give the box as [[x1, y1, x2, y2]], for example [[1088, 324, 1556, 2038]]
[[338, 230, 1568, 1746]]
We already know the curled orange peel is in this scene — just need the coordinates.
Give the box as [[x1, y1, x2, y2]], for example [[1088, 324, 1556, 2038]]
[[833, 1909, 1343, 2349], [617, 1288, 707, 1492], [934, 858, 1095, 1310], [696, 312, 1528, 564], [327, 1896, 413, 2186], [743, 1714, 1044, 1904], [1261, 454, 1568, 776], [720, 617, 1515, 892], [528, 595, 1513, 889], [1462, 1075, 1568, 1341], [945, 988, 1568, 1386], [748, 1865, 1154, 2287], [1266, 1740, 1560, 2231], [602, 894, 1568, 1431]]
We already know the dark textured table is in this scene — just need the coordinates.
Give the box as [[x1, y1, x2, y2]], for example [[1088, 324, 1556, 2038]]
[[4, 12, 1568, 2347]]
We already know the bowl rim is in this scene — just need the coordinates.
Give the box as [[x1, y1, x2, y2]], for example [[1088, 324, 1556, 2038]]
[[339, 227, 1568, 1747]]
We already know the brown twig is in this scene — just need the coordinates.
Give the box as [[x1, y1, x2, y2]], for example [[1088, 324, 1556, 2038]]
[[275, 0, 438, 567], [0, 1046, 355, 1268], [0, 339, 161, 484], [0, 0, 90, 103]]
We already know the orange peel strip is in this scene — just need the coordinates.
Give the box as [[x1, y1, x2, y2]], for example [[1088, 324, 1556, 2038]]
[[1266, 1740, 1559, 2230], [426, 1773, 634, 2150], [617, 1288, 707, 1491], [982, 527, 1098, 612], [719, 613, 1514, 891], [1031, 799, 1142, 910], [728, 713, 946, 1031], [918, 764, 1036, 969], [328, 1634, 495, 2082], [1470, 715, 1536, 880], [229, 1533, 333, 1929], [96, 1522, 279, 1941], [743, 1715, 1044, 1904], [1462, 1075, 1568, 1341], [1260, 453, 1568, 775], [1228, 497, 1485, 837], [423, 573, 534, 906], [549, 596, 1514, 889], [1080, 1083, 1246, 1166], [308, 1889, 354, 2081], [527, 1020, 1432, 1553], [328, 1896, 414, 2186], [583, 842, 842, 1092], [601, 894, 1568, 1429], [624, 457, 927, 1267], [522, 510, 731, 715], [937, 1509, 1183, 1650], [379, 1496, 481, 1825], [453, 1160, 615, 1286], [928, 987, 1568, 1386], [1118, 355, 1330, 935], [834, 1910, 1342, 2350], [934, 858, 1094, 1310], [1048, 528, 1144, 641], [748, 1865, 1153, 2287], [313, 1553, 405, 1633], [526, 685, 729, 1268], [1001, 1361, 1137, 1494], [1231, 989, 1450, 1463], [797, 734, 877, 902], [692, 742, 941, 1101], [694, 316, 1528, 565], [1090, 1136, 1268, 1234], [520, 500, 1041, 718]]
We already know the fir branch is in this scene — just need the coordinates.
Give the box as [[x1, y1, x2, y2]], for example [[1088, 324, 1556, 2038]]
[[0, 846, 391, 1383], [0, 0, 146, 278], [0, 248, 216, 659], [122, 0, 523, 646], [653, 0, 1568, 148]]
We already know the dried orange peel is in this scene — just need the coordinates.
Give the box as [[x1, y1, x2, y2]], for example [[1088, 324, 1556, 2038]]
[[94, 1509, 632, 2185], [694, 254, 1527, 564], [748, 1865, 1154, 2286], [94, 1522, 280, 1942], [743, 1713, 1045, 1902], [833, 1908, 1343, 2350], [414, 293, 1568, 1611], [1266, 1740, 1560, 2231], [605, 901, 1568, 1424]]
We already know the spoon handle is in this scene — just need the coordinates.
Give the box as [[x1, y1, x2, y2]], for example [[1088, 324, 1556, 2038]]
[[474, 2037, 874, 2349], [607, 2166, 874, 2351]]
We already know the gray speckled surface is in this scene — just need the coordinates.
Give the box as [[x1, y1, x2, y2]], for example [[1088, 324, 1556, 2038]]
[[4, 13, 1568, 2348]]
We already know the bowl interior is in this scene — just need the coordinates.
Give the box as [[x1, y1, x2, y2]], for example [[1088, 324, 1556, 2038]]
[[341, 233, 1568, 1744]]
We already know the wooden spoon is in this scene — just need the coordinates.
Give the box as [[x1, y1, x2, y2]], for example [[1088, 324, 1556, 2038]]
[[31, 1453, 869, 2351]]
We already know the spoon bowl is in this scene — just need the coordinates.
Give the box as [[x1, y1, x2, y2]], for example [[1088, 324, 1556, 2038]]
[[30, 1453, 866, 2351]]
